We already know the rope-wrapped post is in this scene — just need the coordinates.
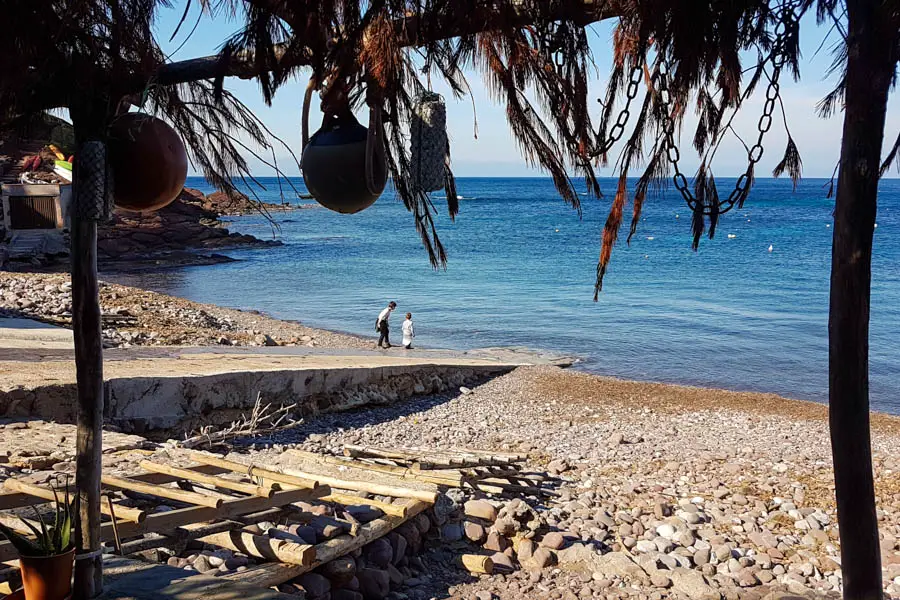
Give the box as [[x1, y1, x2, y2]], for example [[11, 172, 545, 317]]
[[71, 139, 112, 600]]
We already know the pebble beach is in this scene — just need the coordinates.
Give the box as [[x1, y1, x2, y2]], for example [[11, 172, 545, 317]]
[[261, 366, 900, 599], [2, 272, 900, 599]]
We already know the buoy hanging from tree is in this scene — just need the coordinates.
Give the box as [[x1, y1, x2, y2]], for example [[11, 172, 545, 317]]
[[107, 113, 188, 212], [300, 82, 387, 214]]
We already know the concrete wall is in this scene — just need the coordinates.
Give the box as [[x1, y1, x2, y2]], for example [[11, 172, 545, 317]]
[[0, 363, 511, 434]]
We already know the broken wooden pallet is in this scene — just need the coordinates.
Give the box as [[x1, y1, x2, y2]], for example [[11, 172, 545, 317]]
[[289, 445, 558, 497], [2, 451, 440, 578], [0, 465, 329, 566]]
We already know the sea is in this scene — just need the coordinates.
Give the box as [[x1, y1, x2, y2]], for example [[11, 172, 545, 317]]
[[112, 176, 900, 415]]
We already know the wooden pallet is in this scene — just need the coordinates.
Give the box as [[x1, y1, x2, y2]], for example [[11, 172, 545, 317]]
[[1, 452, 440, 575], [0, 461, 330, 566]]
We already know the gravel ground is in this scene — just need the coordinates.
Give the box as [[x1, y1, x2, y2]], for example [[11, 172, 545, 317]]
[[244, 366, 900, 599], [0, 272, 372, 349]]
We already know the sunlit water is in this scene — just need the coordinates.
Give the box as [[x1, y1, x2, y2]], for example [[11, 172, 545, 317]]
[[112, 176, 900, 414]]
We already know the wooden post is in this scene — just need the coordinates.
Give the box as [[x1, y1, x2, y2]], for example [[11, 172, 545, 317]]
[[70, 135, 111, 600], [829, 1, 897, 598]]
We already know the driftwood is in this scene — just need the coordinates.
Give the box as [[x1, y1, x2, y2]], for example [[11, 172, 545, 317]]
[[318, 492, 408, 518], [342, 444, 525, 469], [177, 393, 301, 449], [197, 530, 315, 565], [290, 450, 554, 496], [460, 554, 494, 575]]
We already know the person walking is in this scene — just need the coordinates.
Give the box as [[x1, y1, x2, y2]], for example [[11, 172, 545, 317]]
[[401, 312, 415, 349], [375, 301, 397, 348]]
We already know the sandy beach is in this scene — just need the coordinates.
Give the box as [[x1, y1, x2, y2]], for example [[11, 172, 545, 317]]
[[1, 272, 900, 598]]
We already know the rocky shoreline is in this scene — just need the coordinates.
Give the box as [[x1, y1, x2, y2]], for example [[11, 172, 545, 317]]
[[0, 272, 372, 349], [1, 273, 899, 598]]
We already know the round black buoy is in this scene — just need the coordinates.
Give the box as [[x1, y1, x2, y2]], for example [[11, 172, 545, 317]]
[[301, 112, 387, 214]]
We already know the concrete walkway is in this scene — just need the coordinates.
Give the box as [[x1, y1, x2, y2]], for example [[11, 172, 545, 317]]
[[0, 317, 571, 429], [99, 555, 295, 600], [0, 316, 74, 349]]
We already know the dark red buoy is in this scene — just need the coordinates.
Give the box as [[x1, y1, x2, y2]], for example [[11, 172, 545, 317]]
[[108, 113, 188, 212]]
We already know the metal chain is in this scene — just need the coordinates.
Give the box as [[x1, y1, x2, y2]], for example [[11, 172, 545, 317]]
[[591, 64, 644, 157], [656, 4, 799, 215]]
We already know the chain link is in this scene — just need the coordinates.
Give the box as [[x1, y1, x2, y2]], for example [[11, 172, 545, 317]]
[[656, 3, 799, 215], [591, 64, 644, 157]]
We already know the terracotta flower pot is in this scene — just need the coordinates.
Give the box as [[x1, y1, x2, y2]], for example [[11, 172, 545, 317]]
[[19, 548, 74, 600]]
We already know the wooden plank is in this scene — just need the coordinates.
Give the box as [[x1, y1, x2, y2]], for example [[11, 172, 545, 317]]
[[342, 445, 465, 468], [222, 499, 429, 588], [138, 461, 274, 498], [186, 452, 320, 489], [0, 464, 257, 510], [188, 451, 438, 503], [1, 183, 60, 197], [3, 479, 146, 523], [116, 519, 243, 556], [287, 450, 463, 485], [101, 474, 223, 509], [123, 485, 329, 537]]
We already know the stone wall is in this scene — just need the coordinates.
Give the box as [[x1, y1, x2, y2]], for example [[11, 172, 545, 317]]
[[0, 363, 511, 435]]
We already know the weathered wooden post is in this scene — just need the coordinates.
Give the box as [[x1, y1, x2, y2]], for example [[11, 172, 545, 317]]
[[70, 128, 112, 599]]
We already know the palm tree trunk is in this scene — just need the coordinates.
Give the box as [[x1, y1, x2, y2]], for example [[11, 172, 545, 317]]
[[829, 2, 895, 598]]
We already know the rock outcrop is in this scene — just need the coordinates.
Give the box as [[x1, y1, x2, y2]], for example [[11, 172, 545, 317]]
[[97, 188, 280, 261]]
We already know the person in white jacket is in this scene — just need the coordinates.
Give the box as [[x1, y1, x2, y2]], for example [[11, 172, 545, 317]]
[[401, 313, 415, 349]]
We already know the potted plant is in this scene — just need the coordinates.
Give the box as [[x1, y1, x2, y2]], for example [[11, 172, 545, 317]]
[[0, 483, 76, 600]]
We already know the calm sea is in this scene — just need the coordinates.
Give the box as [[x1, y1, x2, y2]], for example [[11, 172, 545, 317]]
[[113, 176, 900, 414]]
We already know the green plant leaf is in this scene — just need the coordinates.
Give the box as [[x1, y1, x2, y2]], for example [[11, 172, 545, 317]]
[[58, 509, 72, 552], [31, 506, 50, 555], [51, 486, 62, 552], [16, 512, 45, 545], [0, 521, 44, 557]]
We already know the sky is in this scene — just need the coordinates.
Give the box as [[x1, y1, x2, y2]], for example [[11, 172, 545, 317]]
[[154, 3, 900, 179]]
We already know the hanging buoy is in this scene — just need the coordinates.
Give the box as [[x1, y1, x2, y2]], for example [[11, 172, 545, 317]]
[[411, 91, 449, 193], [108, 113, 187, 212], [301, 110, 387, 214]]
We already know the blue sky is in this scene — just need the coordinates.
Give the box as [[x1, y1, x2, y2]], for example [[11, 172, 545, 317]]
[[155, 3, 899, 179]]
